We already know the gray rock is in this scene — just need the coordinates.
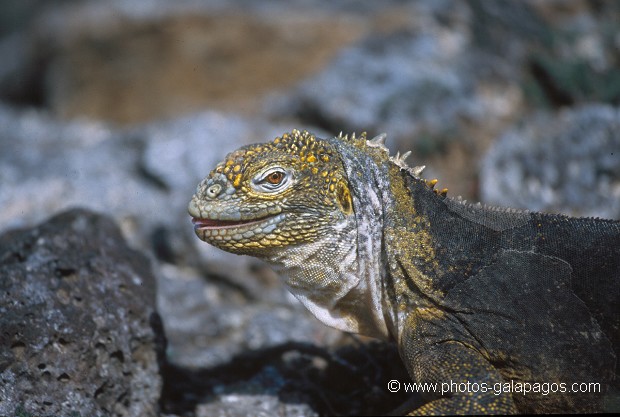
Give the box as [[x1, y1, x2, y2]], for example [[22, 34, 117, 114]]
[[195, 394, 317, 417], [271, 26, 482, 141], [266, 1, 526, 149], [159, 339, 412, 416], [157, 264, 342, 370], [0, 208, 163, 417], [481, 104, 620, 219], [0, 103, 158, 240]]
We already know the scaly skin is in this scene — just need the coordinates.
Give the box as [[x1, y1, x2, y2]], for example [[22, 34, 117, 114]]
[[189, 129, 620, 414]]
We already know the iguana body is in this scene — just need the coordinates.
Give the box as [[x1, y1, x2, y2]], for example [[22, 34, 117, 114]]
[[188, 130, 620, 414]]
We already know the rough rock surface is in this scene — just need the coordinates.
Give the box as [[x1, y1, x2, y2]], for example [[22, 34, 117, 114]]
[[0, 209, 163, 417], [271, 24, 495, 143], [156, 264, 342, 371], [481, 104, 620, 219], [160, 340, 412, 417]]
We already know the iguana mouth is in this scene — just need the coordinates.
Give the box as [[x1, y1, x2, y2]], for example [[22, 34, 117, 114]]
[[192, 216, 274, 230], [191, 213, 285, 243]]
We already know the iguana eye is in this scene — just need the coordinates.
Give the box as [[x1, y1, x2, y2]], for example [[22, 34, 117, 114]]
[[266, 171, 284, 185], [252, 167, 294, 193]]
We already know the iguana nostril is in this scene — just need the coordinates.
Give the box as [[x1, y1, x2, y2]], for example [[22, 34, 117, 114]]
[[206, 184, 222, 198]]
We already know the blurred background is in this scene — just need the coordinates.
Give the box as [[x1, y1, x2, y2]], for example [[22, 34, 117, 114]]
[[1, 0, 619, 415], [2, 0, 619, 220]]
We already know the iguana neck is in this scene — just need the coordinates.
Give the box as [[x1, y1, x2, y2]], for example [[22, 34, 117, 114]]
[[282, 137, 449, 341], [266, 137, 448, 341], [269, 215, 390, 338], [380, 164, 449, 340], [266, 137, 393, 340], [313, 137, 445, 341]]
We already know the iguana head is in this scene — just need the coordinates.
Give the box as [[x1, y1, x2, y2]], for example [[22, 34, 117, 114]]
[[189, 129, 428, 339], [188, 129, 354, 256]]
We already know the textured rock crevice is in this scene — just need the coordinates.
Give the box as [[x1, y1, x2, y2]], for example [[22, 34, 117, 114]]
[[0, 209, 164, 417]]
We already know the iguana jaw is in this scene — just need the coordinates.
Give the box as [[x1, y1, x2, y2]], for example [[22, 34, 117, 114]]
[[191, 213, 284, 241], [192, 215, 272, 230]]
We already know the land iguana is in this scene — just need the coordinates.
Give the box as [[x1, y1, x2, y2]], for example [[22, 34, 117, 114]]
[[188, 129, 620, 414]]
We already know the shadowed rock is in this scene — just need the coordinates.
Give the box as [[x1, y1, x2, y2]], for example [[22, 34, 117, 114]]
[[0, 208, 164, 417]]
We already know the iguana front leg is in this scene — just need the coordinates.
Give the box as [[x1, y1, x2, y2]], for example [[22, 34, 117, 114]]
[[401, 335, 517, 415]]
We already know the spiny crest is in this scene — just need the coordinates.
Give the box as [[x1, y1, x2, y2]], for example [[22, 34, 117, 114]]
[[335, 131, 425, 177], [388, 149, 427, 180], [426, 178, 448, 197], [334, 130, 448, 195], [336, 131, 368, 149], [449, 195, 529, 214], [337, 132, 434, 178], [367, 133, 388, 149]]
